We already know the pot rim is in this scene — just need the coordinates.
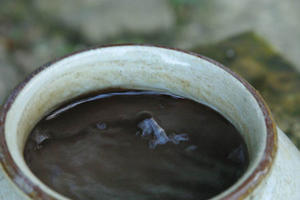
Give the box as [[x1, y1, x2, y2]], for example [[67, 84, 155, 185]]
[[0, 44, 277, 200]]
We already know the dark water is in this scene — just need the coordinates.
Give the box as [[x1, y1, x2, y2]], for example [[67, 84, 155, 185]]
[[24, 90, 249, 200]]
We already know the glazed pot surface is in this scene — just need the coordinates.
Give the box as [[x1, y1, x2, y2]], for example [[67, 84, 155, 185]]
[[0, 45, 298, 200]]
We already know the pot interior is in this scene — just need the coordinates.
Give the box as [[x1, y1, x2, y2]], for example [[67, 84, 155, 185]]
[[4, 46, 268, 199]]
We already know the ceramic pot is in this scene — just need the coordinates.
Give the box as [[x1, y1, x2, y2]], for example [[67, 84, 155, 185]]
[[0, 45, 299, 200]]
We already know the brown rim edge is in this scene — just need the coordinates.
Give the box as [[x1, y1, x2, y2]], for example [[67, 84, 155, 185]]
[[0, 44, 278, 200]]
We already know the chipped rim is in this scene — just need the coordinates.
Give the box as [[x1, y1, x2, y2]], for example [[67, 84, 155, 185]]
[[0, 44, 277, 200]]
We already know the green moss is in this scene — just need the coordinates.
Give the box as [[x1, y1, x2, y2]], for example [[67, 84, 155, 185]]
[[191, 31, 300, 147], [168, 0, 202, 25], [169, 0, 199, 6]]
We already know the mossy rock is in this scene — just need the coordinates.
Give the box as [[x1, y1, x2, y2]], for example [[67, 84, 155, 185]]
[[191, 32, 300, 148]]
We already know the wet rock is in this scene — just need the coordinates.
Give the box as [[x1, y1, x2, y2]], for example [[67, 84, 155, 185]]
[[33, 0, 175, 42], [138, 118, 189, 149]]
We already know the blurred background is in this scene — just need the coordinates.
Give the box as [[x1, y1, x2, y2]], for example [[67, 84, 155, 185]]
[[0, 0, 299, 148]]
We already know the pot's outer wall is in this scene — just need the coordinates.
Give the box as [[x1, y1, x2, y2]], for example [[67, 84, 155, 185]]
[[244, 128, 300, 200], [0, 165, 29, 199]]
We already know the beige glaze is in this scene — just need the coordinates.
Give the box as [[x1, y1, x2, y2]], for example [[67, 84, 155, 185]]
[[0, 45, 299, 199]]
